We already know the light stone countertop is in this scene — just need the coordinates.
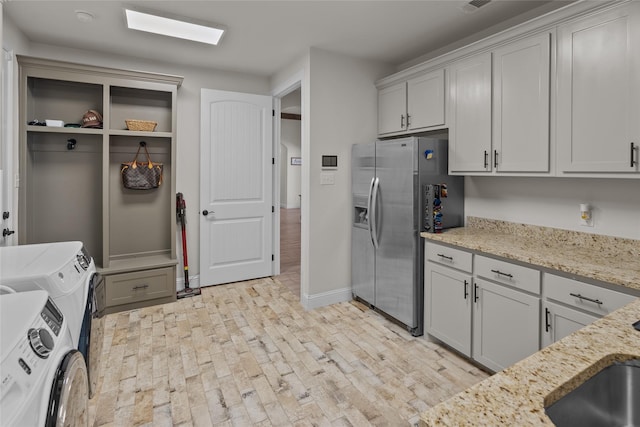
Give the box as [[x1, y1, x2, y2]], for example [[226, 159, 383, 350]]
[[420, 217, 640, 292], [419, 217, 640, 425]]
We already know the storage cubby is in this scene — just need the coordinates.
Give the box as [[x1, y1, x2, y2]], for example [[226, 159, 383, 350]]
[[110, 86, 173, 133], [25, 133, 103, 262], [108, 137, 172, 262], [18, 56, 182, 313], [27, 77, 103, 126]]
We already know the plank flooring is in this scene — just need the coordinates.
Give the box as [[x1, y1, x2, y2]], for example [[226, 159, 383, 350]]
[[88, 278, 488, 426], [278, 208, 301, 298]]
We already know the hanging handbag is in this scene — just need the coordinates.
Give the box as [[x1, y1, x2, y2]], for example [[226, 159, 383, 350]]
[[121, 142, 163, 190]]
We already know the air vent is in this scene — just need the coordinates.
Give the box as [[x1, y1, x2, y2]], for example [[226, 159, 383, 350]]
[[460, 0, 492, 13]]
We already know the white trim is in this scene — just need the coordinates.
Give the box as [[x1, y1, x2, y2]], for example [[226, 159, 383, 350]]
[[301, 286, 352, 310], [1, 48, 15, 246], [176, 274, 200, 291], [271, 70, 304, 98]]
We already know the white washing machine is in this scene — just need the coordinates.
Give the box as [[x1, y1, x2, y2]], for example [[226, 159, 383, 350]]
[[0, 290, 89, 426], [0, 241, 105, 397]]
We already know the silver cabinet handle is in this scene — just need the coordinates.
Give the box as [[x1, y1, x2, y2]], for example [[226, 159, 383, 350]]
[[406, 113, 411, 128], [400, 114, 405, 129], [133, 284, 149, 290], [569, 293, 603, 305], [490, 269, 513, 279]]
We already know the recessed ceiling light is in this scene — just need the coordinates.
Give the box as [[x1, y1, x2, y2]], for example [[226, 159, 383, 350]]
[[75, 10, 95, 23], [124, 9, 225, 45]]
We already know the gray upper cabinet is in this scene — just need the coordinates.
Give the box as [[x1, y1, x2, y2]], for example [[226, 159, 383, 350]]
[[448, 52, 492, 173], [557, 2, 640, 174], [377, 68, 445, 136], [18, 56, 183, 312], [492, 32, 551, 173]]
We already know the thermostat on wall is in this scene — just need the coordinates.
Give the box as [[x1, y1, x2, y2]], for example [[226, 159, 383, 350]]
[[322, 155, 338, 169]]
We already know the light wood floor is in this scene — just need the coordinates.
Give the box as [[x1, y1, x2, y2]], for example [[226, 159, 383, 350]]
[[278, 208, 301, 298], [88, 279, 489, 426]]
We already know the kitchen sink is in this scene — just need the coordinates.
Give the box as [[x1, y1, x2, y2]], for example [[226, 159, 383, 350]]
[[545, 358, 640, 427]]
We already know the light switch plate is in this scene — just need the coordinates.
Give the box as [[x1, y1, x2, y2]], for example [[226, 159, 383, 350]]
[[320, 172, 335, 185]]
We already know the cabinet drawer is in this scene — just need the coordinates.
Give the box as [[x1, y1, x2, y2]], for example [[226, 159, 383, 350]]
[[544, 273, 636, 316], [475, 255, 540, 295], [105, 267, 175, 307], [425, 242, 472, 273]]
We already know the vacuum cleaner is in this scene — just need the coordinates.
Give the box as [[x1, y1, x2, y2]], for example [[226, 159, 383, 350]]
[[176, 192, 201, 299]]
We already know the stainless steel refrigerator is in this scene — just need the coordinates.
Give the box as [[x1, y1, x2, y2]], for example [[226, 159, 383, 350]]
[[351, 136, 464, 336]]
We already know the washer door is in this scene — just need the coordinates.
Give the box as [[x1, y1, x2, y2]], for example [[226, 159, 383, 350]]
[[46, 350, 89, 427]]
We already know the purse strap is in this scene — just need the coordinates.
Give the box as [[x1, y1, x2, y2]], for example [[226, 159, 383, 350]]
[[131, 142, 155, 169]]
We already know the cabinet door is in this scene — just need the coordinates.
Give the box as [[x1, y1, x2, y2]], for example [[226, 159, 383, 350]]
[[425, 263, 472, 357], [473, 278, 540, 372], [493, 33, 550, 172], [407, 69, 445, 130], [378, 82, 407, 135], [448, 52, 492, 173], [557, 3, 640, 173], [541, 301, 599, 348]]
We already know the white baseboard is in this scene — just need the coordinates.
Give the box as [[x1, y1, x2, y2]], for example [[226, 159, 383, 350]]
[[176, 274, 200, 291], [302, 286, 352, 310]]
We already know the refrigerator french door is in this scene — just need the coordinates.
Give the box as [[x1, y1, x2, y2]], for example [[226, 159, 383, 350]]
[[351, 137, 463, 336]]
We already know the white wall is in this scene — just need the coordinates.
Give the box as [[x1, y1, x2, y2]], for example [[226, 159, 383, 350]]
[[465, 176, 640, 239], [4, 27, 270, 281], [281, 118, 301, 208], [305, 48, 393, 304]]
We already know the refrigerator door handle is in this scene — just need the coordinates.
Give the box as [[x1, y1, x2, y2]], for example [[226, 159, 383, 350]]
[[370, 177, 380, 249], [366, 177, 375, 246]]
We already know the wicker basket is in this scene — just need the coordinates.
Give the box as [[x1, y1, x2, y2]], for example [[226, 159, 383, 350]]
[[125, 119, 157, 132]]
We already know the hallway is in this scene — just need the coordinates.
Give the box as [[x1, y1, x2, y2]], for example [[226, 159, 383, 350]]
[[277, 208, 301, 298]]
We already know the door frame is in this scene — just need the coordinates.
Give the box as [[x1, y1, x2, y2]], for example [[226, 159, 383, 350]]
[[1, 48, 16, 246], [272, 70, 305, 298]]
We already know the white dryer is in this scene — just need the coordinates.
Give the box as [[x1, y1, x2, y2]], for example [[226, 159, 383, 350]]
[[0, 290, 89, 426], [0, 241, 105, 397]]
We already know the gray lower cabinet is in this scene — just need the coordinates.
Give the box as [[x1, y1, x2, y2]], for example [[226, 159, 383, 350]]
[[425, 262, 472, 357], [425, 241, 638, 372], [473, 277, 540, 372], [541, 300, 598, 347]]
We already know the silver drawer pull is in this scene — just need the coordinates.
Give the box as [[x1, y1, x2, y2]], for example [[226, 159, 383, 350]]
[[490, 269, 513, 278], [133, 284, 149, 290], [569, 293, 603, 305], [437, 253, 453, 261]]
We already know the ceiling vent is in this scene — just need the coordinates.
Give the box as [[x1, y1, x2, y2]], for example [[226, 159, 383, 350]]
[[460, 0, 492, 14]]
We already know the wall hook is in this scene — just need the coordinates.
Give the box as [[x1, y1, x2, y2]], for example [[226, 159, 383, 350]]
[[67, 138, 77, 150]]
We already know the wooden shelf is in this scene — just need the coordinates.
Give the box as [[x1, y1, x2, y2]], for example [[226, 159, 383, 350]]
[[108, 129, 172, 138], [27, 125, 104, 134], [101, 254, 178, 275]]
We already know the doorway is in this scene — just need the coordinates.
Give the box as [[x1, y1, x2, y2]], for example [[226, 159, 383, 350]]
[[277, 88, 301, 297]]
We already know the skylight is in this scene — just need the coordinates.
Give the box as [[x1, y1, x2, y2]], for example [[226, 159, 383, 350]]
[[125, 9, 225, 45]]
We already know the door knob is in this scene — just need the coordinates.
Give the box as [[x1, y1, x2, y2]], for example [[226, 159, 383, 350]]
[[2, 228, 15, 237], [202, 210, 214, 216]]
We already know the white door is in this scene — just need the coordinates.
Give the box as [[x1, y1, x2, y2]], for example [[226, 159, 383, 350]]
[[200, 89, 274, 286]]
